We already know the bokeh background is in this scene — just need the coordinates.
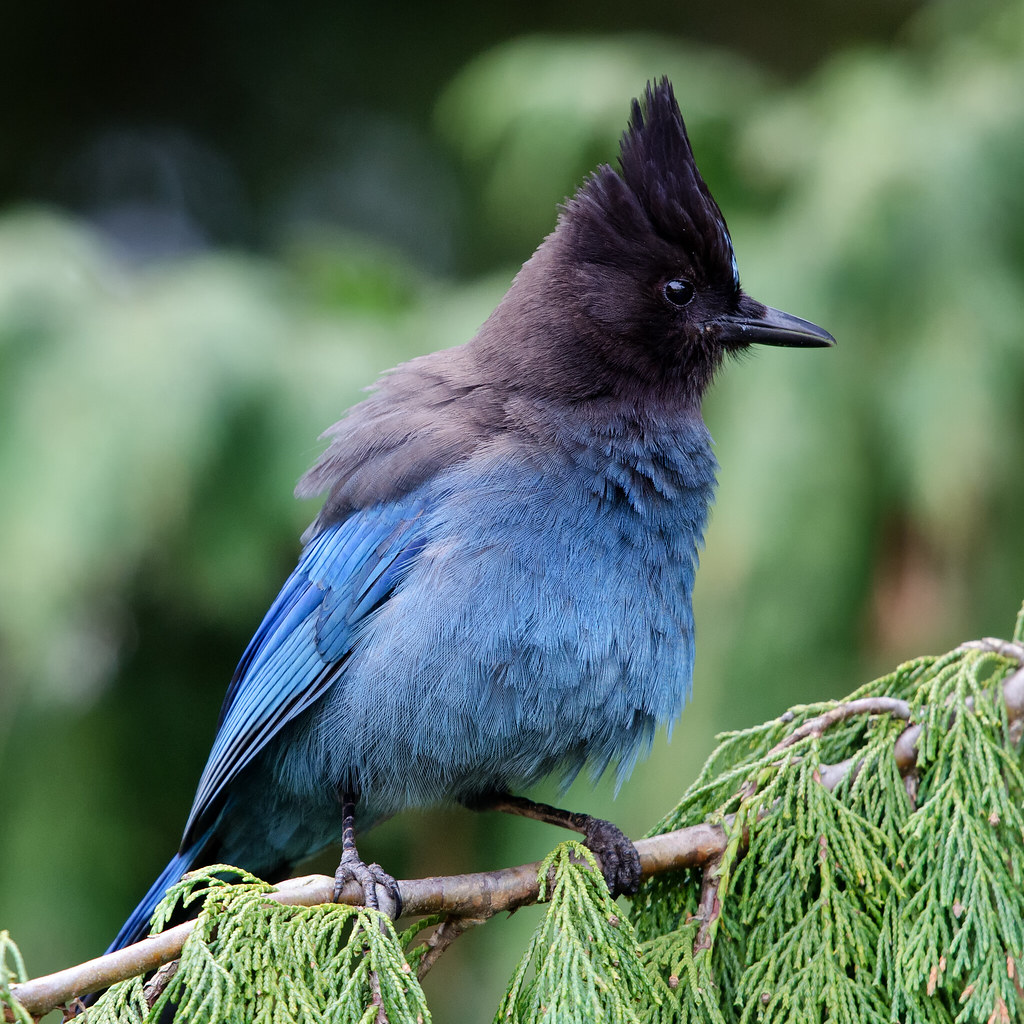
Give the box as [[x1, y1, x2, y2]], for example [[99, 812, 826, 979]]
[[1, 0, 1022, 1019]]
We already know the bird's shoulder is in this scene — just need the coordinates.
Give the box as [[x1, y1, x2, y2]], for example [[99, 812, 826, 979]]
[[297, 344, 506, 535]]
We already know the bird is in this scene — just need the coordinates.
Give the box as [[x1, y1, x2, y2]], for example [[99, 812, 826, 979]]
[[106, 77, 833, 953]]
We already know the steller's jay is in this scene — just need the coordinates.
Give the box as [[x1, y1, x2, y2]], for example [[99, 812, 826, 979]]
[[107, 78, 833, 953]]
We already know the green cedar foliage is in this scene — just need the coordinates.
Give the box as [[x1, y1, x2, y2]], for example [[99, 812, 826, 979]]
[[497, 844, 657, 1024], [4, 604, 1020, 1023], [632, 606, 1024, 1024], [0, 932, 32, 1024], [79, 867, 431, 1024]]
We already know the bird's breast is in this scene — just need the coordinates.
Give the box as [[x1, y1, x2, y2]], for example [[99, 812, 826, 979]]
[[307, 417, 717, 810]]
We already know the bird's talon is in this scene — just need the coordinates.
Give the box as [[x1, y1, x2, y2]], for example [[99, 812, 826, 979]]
[[333, 855, 402, 918], [583, 818, 642, 898]]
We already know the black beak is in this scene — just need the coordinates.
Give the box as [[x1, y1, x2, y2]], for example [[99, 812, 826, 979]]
[[713, 304, 835, 348]]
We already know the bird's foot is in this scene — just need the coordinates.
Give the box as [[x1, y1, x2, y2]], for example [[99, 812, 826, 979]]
[[333, 850, 403, 919], [582, 817, 642, 898], [475, 792, 642, 899]]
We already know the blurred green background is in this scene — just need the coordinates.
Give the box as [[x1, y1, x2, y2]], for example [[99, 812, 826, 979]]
[[1, 0, 1022, 1020]]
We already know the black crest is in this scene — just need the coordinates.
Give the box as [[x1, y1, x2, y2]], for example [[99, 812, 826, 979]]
[[567, 79, 739, 292]]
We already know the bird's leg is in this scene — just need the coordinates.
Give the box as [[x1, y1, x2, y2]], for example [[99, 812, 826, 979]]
[[474, 792, 642, 898], [333, 791, 403, 918]]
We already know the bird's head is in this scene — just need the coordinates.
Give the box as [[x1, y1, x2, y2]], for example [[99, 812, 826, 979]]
[[506, 78, 833, 407]]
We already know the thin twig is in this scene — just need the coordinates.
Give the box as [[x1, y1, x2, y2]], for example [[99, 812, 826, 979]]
[[692, 853, 724, 955], [369, 967, 387, 1024], [958, 639, 1024, 663], [142, 959, 178, 1009], [812, 644, 1024, 790], [416, 916, 489, 980], [770, 697, 912, 755]]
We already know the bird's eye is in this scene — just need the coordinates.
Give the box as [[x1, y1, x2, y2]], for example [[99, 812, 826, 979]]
[[662, 279, 695, 307]]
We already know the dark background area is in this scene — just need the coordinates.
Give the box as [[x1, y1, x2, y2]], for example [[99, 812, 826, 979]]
[[3, 0, 918, 263]]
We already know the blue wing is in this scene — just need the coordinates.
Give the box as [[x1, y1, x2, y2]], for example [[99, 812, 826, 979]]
[[180, 496, 428, 846]]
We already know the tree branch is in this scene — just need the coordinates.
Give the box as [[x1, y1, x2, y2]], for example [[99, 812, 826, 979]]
[[7, 823, 726, 1019]]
